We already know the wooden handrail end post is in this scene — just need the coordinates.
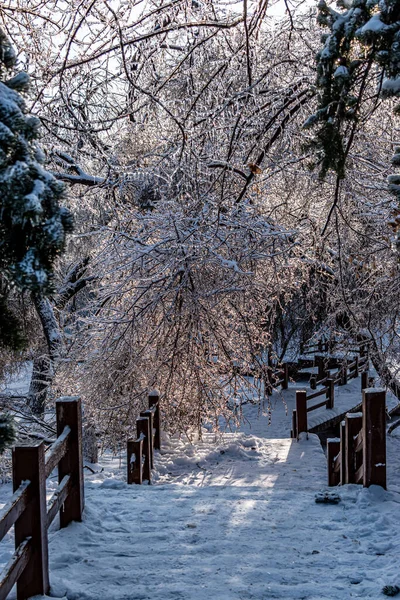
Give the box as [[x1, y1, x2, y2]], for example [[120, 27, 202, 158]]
[[363, 389, 386, 489], [12, 443, 49, 598], [56, 397, 84, 527], [296, 391, 307, 438], [341, 360, 348, 386], [344, 412, 363, 484], [326, 378, 335, 410], [327, 439, 340, 486], [340, 420, 346, 485], [361, 370, 368, 392], [149, 391, 161, 450], [137, 417, 151, 484]]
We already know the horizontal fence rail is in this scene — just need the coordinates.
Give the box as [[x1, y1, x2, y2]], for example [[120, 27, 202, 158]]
[[127, 392, 161, 485], [327, 389, 386, 489], [0, 397, 84, 600]]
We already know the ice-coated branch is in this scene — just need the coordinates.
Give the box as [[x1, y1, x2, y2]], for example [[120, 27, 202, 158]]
[[50, 151, 106, 187]]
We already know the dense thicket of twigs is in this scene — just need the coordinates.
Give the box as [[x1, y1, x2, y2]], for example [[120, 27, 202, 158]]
[[0, 0, 399, 445]]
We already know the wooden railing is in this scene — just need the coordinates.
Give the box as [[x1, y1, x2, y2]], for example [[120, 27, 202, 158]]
[[311, 354, 368, 389], [291, 356, 369, 439], [0, 397, 84, 600], [127, 391, 161, 485], [300, 340, 330, 355], [327, 389, 386, 489], [291, 378, 335, 438], [301, 337, 371, 358]]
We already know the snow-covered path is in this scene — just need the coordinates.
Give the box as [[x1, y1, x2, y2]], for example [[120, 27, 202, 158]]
[[46, 429, 400, 600], [42, 391, 400, 600], [2, 375, 400, 599]]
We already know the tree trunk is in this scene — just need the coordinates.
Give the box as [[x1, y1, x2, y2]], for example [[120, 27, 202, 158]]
[[27, 355, 52, 416], [28, 295, 63, 416], [27, 262, 91, 416], [83, 424, 98, 463]]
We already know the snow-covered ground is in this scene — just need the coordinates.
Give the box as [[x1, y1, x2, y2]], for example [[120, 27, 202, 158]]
[[1, 373, 400, 599], [39, 416, 400, 599]]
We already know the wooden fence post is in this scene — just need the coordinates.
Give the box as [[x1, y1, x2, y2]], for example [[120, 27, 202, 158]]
[[315, 355, 325, 380], [56, 397, 84, 528], [281, 363, 289, 390], [310, 374, 317, 390], [140, 410, 154, 469], [341, 360, 348, 386], [296, 391, 307, 437], [354, 356, 359, 378], [127, 439, 143, 485], [327, 439, 340, 486], [291, 409, 297, 439], [83, 423, 98, 464], [361, 370, 368, 392], [137, 417, 151, 483], [344, 413, 362, 484], [340, 421, 346, 484], [363, 389, 386, 489], [326, 378, 335, 409], [12, 443, 49, 599], [149, 391, 161, 450]]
